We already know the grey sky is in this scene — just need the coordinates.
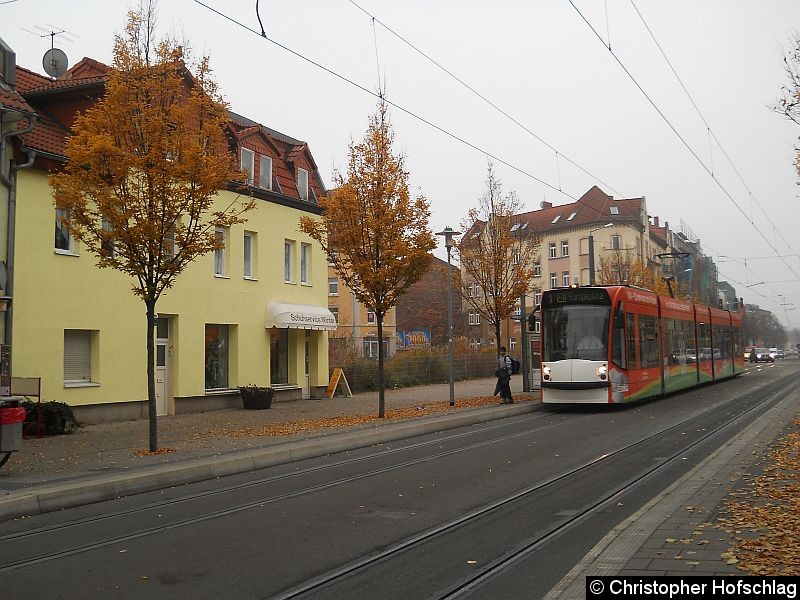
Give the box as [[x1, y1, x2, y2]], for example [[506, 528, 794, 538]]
[[4, 0, 800, 326]]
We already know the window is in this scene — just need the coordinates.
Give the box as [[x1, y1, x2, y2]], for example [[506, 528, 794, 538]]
[[214, 227, 227, 276], [64, 329, 94, 383], [610, 206, 619, 215], [243, 232, 256, 278], [549, 242, 557, 259], [510, 337, 517, 351], [563, 271, 570, 287], [534, 262, 541, 277], [534, 319, 541, 334], [258, 155, 273, 190], [101, 219, 115, 258], [328, 277, 339, 295], [561, 241, 569, 257], [55, 208, 74, 253], [363, 337, 387, 359], [270, 328, 288, 385], [469, 311, 481, 325], [300, 243, 311, 284], [297, 168, 309, 201], [551, 214, 561, 224], [611, 235, 621, 250], [367, 310, 375, 324], [241, 148, 255, 185], [205, 324, 229, 390], [513, 306, 521, 318], [284, 239, 295, 282], [513, 250, 520, 264], [550, 273, 557, 288], [567, 211, 577, 221], [164, 227, 176, 260], [329, 306, 339, 323], [534, 291, 542, 305]]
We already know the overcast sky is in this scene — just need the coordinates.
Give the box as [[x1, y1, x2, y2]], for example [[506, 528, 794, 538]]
[[4, 0, 800, 327]]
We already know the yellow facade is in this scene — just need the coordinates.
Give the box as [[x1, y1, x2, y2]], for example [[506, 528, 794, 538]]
[[12, 168, 331, 421]]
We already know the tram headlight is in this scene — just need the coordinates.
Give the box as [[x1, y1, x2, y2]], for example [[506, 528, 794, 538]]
[[543, 365, 551, 380], [596, 365, 607, 380]]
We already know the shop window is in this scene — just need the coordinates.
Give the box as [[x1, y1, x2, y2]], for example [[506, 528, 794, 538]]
[[205, 324, 229, 390], [270, 328, 289, 385]]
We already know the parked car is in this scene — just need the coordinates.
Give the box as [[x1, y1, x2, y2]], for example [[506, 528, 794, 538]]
[[744, 347, 754, 361], [753, 347, 774, 363], [769, 347, 778, 360], [776, 349, 785, 359], [685, 348, 697, 363]]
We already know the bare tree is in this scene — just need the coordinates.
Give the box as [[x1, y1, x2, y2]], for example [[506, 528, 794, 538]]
[[457, 163, 539, 355]]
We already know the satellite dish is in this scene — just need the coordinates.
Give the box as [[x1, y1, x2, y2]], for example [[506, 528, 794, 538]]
[[42, 47, 68, 78]]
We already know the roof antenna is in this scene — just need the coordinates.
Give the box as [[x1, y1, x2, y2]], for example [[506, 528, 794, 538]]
[[22, 24, 77, 79]]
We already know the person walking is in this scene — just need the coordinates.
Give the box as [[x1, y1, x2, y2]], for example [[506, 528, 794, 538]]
[[495, 346, 514, 404]]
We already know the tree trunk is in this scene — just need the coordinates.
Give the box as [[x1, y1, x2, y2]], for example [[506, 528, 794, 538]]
[[495, 320, 502, 358], [145, 298, 158, 452], [377, 314, 385, 418]]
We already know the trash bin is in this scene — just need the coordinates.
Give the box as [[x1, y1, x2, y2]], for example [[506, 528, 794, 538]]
[[0, 399, 25, 453]]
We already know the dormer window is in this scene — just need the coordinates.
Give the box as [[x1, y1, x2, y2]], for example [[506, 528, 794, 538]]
[[240, 148, 255, 185], [259, 155, 273, 190], [551, 214, 561, 224], [610, 206, 619, 215], [567, 211, 577, 221], [297, 168, 309, 201]]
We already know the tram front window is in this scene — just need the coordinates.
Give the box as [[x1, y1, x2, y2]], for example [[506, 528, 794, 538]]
[[542, 305, 610, 361]]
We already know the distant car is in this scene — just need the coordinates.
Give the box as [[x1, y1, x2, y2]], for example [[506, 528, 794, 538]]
[[769, 347, 778, 360], [753, 347, 774, 363], [776, 349, 785, 359], [685, 348, 697, 363], [744, 347, 754, 361]]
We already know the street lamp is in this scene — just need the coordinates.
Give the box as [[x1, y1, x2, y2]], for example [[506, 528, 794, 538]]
[[588, 223, 613, 286], [436, 226, 462, 406]]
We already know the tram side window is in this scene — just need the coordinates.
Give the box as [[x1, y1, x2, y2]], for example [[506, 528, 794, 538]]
[[732, 326, 741, 359], [611, 305, 626, 369], [719, 326, 731, 359], [697, 323, 711, 360], [627, 313, 637, 370], [639, 316, 659, 368]]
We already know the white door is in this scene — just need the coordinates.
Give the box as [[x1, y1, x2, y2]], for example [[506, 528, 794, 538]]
[[303, 338, 311, 399], [155, 317, 169, 416]]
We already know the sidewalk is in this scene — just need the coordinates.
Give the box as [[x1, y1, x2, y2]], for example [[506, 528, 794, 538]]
[[0, 376, 534, 520]]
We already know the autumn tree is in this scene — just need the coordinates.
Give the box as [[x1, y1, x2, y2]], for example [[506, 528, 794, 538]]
[[299, 101, 435, 418], [774, 34, 800, 182], [50, 2, 252, 451], [597, 249, 672, 296], [457, 163, 539, 356]]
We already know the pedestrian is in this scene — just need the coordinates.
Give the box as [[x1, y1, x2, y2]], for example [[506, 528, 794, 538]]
[[494, 346, 514, 404]]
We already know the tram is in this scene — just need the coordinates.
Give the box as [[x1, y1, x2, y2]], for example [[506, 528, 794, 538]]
[[533, 285, 744, 404]]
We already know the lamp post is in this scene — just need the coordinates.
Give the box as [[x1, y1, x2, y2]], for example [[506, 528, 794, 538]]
[[436, 226, 461, 406], [588, 223, 613, 286]]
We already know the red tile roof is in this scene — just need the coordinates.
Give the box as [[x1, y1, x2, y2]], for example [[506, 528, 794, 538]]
[[0, 86, 35, 115]]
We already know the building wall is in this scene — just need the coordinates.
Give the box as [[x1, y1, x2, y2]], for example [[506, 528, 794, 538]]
[[12, 168, 330, 416]]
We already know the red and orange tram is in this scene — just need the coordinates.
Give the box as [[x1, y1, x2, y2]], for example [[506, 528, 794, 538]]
[[535, 285, 744, 404]]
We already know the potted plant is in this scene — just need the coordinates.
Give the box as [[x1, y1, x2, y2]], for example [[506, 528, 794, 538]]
[[238, 385, 274, 410]]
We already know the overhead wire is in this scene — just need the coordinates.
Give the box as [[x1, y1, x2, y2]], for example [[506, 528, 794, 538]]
[[629, 0, 800, 272], [568, 0, 800, 285], [345, 0, 625, 199], [193, 0, 577, 201]]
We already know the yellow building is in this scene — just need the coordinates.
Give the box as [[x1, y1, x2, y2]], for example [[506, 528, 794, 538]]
[[1, 50, 335, 423]]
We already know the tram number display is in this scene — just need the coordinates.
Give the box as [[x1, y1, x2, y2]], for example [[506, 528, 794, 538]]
[[543, 289, 610, 307]]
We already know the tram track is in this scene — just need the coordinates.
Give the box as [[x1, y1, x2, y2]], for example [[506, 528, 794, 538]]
[[272, 375, 796, 599], [0, 411, 587, 570]]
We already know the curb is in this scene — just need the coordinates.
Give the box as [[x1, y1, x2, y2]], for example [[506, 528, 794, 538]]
[[0, 402, 534, 521]]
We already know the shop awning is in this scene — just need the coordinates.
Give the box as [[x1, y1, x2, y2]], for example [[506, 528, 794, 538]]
[[266, 302, 337, 331]]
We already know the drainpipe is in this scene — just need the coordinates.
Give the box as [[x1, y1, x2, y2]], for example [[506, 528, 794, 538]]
[[0, 108, 38, 378]]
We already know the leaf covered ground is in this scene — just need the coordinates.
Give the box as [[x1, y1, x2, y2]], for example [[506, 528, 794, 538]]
[[716, 417, 800, 575]]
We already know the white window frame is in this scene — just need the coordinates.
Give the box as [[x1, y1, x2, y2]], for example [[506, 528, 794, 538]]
[[561, 240, 569, 257], [550, 273, 557, 288], [611, 235, 621, 250], [534, 262, 541, 277], [214, 227, 228, 277], [329, 306, 339, 323], [258, 155, 273, 190], [562, 271, 570, 287], [297, 168, 309, 201], [64, 329, 96, 385], [241, 147, 255, 185], [328, 277, 339, 296], [510, 337, 517, 351], [367, 310, 375, 324], [534, 292, 542, 305], [549, 242, 557, 259], [284, 239, 295, 282], [243, 231, 256, 279], [55, 208, 76, 255], [300, 242, 311, 284]]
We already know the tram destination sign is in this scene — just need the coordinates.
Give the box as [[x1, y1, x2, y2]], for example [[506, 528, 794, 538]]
[[543, 288, 610, 307]]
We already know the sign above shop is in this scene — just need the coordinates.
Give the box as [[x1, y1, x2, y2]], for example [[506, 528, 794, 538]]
[[266, 302, 337, 330]]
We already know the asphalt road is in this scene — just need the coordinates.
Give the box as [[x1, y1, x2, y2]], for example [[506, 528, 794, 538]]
[[1, 361, 796, 600]]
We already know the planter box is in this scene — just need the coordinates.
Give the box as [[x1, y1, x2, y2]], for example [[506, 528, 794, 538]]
[[239, 386, 274, 410]]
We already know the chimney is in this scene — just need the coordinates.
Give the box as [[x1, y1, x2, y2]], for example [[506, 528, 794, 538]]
[[540, 201, 552, 209], [654, 216, 659, 227]]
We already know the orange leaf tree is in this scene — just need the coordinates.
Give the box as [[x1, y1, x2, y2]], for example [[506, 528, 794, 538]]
[[50, 3, 253, 451], [597, 249, 673, 296], [300, 101, 435, 418], [457, 163, 539, 355]]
